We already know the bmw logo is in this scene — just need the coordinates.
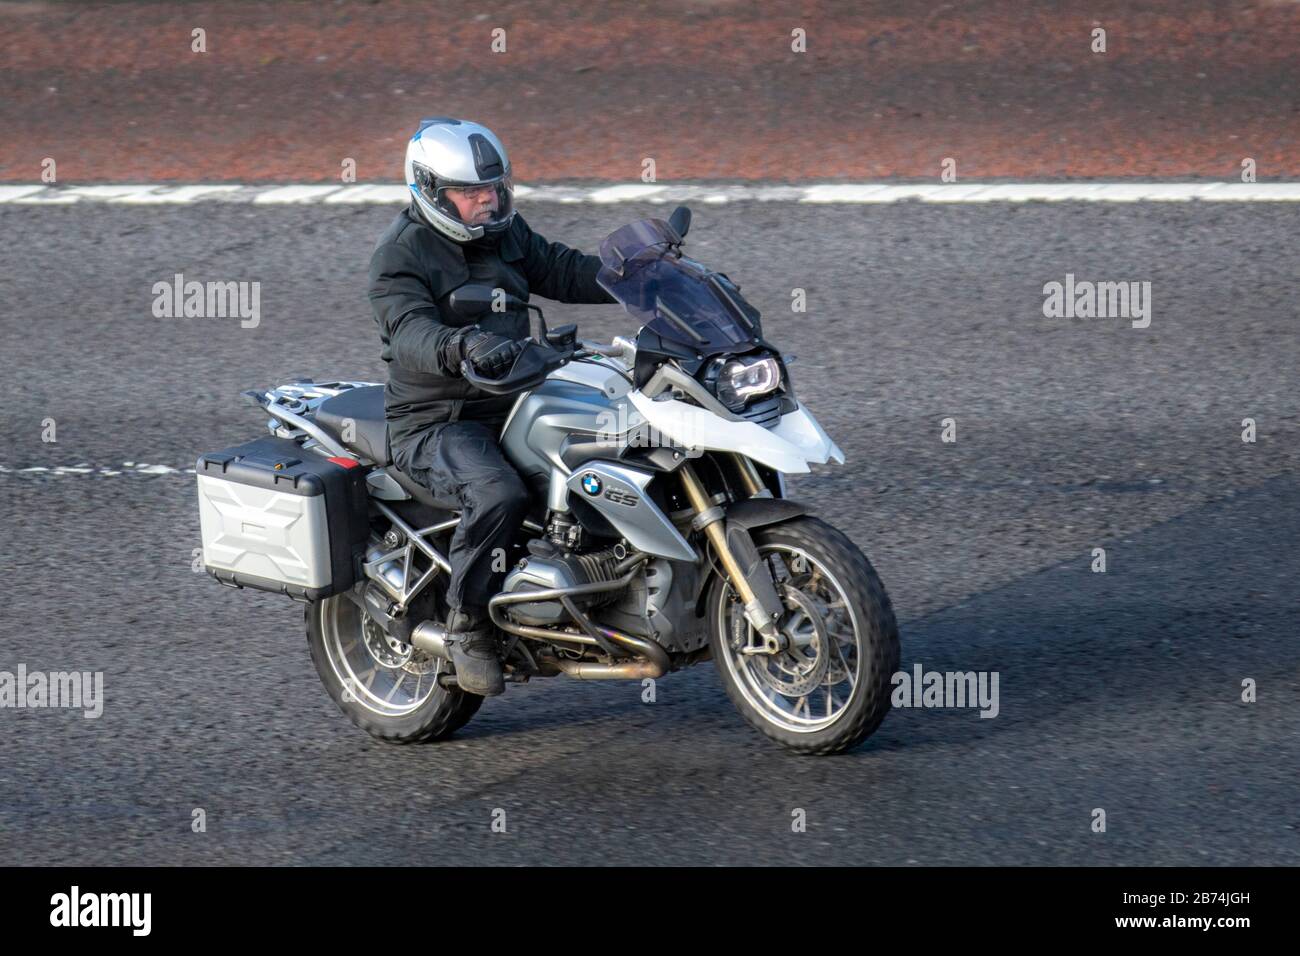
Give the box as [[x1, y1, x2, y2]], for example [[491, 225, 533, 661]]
[[581, 473, 602, 496]]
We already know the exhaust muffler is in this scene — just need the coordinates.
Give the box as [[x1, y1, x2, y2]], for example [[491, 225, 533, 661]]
[[410, 621, 451, 660]]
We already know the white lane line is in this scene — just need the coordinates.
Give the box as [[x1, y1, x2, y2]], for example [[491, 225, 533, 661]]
[[587, 184, 669, 203], [115, 185, 244, 204], [0, 185, 47, 201], [802, 184, 894, 203], [2, 182, 1299, 204], [8, 187, 80, 204], [1, 463, 197, 478], [252, 185, 345, 203], [63, 185, 155, 200], [322, 183, 409, 204]]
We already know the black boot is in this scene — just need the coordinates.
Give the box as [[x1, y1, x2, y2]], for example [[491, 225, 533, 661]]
[[446, 607, 505, 697]]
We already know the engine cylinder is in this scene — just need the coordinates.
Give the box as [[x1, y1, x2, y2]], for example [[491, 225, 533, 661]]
[[501, 545, 626, 625]]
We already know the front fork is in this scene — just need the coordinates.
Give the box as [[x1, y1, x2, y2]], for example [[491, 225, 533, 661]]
[[679, 456, 786, 654]]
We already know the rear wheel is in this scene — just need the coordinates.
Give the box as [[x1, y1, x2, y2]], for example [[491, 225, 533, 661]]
[[306, 594, 481, 744], [707, 516, 900, 755]]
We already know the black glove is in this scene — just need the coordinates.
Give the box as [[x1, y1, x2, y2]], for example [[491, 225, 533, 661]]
[[443, 327, 524, 378]]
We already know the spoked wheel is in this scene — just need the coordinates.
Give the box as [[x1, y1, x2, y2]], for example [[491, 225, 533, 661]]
[[707, 516, 899, 754], [306, 595, 481, 744]]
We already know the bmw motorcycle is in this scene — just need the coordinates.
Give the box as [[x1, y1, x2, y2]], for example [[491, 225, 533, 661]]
[[195, 207, 900, 754]]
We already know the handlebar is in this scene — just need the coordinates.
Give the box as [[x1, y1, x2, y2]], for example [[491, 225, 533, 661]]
[[460, 339, 576, 395], [460, 334, 633, 396], [578, 340, 625, 358]]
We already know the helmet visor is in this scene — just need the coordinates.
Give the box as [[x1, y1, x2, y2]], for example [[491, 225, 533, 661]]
[[414, 163, 514, 232]]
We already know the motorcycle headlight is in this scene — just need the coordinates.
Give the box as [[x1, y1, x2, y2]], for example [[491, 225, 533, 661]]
[[711, 354, 781, 409]]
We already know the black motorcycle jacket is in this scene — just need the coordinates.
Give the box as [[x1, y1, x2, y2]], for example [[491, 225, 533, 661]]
[[368, 203, 615, 447]]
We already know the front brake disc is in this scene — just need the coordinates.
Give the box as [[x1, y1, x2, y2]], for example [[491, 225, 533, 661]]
[[751, 585, 830, 698]]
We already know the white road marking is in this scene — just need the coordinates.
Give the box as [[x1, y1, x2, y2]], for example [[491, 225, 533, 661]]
[[0, 185, 47, 202], [802, 184, 895, 202], [251, 185, 345, 204], [115, 185, 243, 204], [61, 185, 154, 200], [587, 184, 669, 203], [322, 184, 409, 204], [3, 182, 1298, 204], [1, 463, 198, 478]]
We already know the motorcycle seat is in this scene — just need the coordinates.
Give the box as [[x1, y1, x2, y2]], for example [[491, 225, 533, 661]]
[[315, 385, 391, 466], [316, 386, 462, 512]]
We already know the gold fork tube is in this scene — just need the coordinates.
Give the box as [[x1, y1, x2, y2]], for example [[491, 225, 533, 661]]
[[731, 453, 766, 498], [679, 462, 777, 641]]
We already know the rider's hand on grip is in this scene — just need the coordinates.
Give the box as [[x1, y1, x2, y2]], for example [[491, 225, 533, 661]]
[[449, 327, 524, 378]]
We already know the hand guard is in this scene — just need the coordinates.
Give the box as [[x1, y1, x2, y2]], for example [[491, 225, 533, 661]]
[[445, 327, 524, 378]]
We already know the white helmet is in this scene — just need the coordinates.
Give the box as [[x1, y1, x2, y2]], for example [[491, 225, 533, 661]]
[[404, 117, 516, 243]]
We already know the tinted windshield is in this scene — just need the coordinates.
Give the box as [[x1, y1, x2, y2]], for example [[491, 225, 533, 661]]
[[597, 218, 761, 352]]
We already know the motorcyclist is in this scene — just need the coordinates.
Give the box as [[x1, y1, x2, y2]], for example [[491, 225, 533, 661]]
[[367, 117, 614, 697]]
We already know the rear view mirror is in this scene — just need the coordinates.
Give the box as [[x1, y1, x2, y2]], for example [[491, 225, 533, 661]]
[[668, 206, 691, 240]]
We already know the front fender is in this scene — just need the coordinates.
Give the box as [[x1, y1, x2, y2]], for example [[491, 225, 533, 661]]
[[692, 498, 812, 619], [725, 497, 809, 531]]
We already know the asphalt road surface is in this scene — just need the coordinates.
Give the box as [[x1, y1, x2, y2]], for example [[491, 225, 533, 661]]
[[0, 199, 1296, 865]]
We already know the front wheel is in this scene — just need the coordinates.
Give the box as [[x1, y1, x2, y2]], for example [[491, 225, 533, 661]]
[[306, 595, 482, 744], [707, 516, 900, 755]]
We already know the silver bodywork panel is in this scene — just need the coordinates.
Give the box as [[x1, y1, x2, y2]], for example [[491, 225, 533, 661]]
[[565, 461, 695, 561], [500, 373, 635, 480], [546, 355, 632, 399]]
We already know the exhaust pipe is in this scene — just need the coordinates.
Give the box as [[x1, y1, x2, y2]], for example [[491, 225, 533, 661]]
[[413, 618, 665, 680], [551, 625, 670, 680], [410, 621, 451, 660], [552, 658, 665, 680], [486, 556, 670, 679]]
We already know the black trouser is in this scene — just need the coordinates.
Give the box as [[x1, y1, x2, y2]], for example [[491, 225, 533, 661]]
[[390, 420, 530, 613]]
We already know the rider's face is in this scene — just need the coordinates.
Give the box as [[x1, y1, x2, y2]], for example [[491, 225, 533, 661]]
[[445, 183, 500, 225]]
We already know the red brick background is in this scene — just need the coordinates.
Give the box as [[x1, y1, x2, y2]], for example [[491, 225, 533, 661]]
[[2, 0, 1296, 182]]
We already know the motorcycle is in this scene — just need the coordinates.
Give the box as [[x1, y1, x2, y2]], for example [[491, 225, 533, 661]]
[[195, 206, 900, 754]]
